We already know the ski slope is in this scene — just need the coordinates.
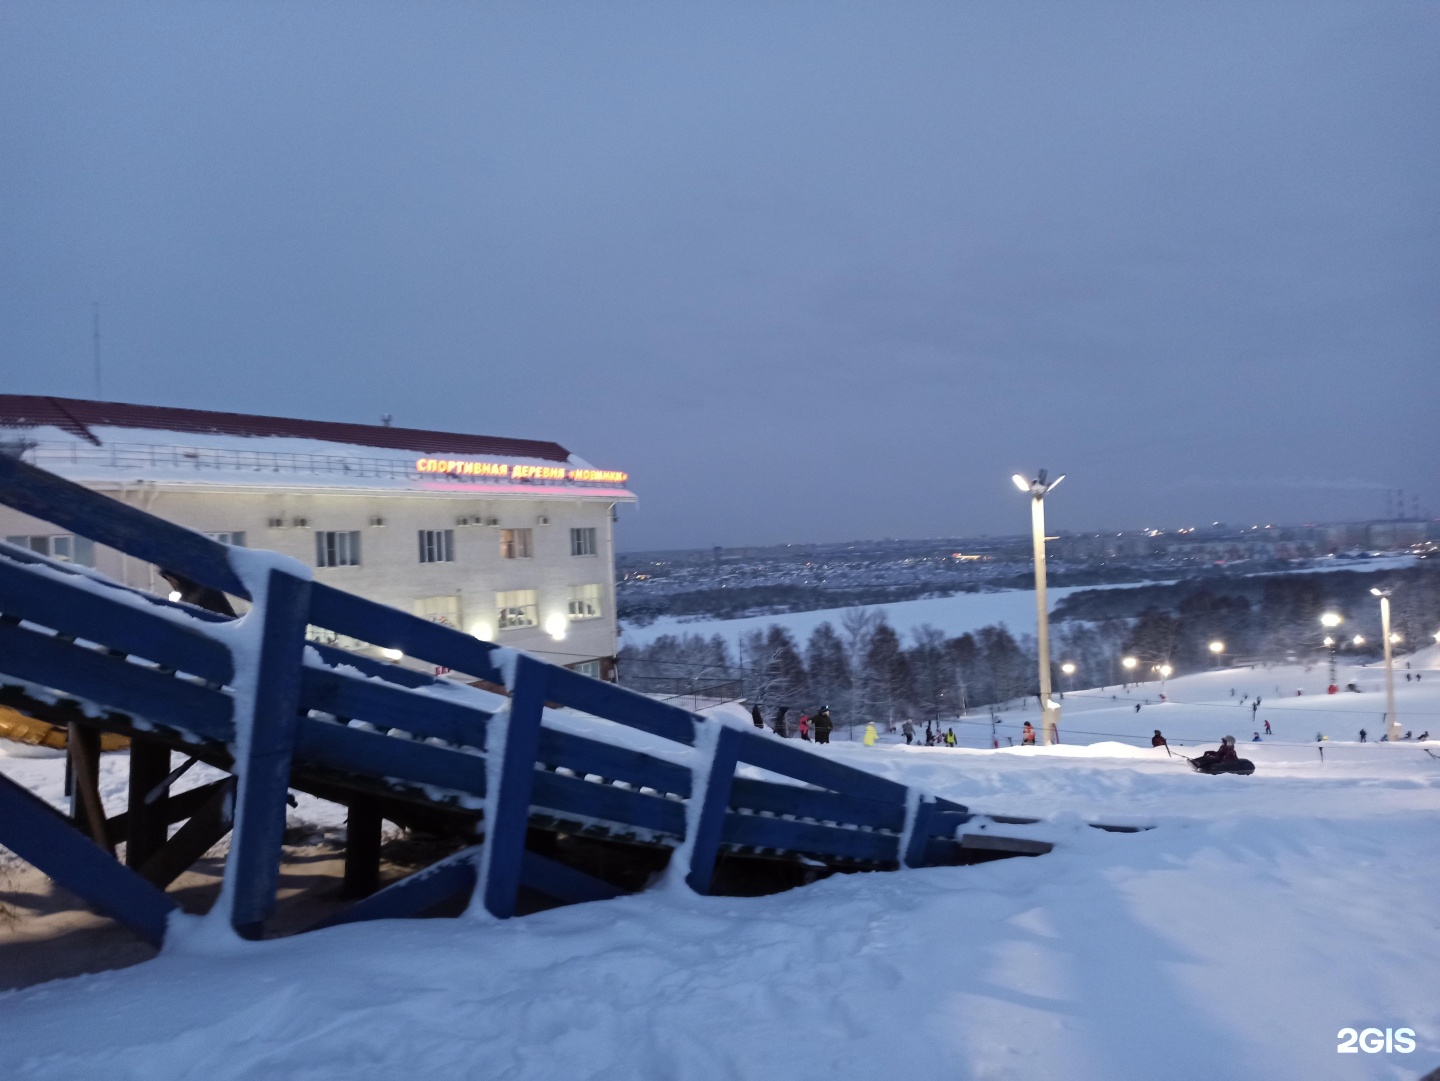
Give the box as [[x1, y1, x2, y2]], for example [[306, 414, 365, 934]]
[[2, 655, 1437, 1080]]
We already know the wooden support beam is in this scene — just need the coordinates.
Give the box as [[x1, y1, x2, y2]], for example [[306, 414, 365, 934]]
[[313, 847, 480, 930], [225, 567, 310, 940], [685, 726, 742, 895], [138, 779, 235, 889], [342, 796, 383, 899], [126, 739, 172, 870], [67, 722, 112, 854], [479, 653, 548, 919], [0, 771, 176, 946]]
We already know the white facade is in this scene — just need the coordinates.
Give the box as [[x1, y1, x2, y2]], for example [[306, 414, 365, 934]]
[[0, 404, 634, 677]]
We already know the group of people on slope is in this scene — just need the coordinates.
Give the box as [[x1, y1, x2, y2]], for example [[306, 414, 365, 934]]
[[750, 704, 834, 744]]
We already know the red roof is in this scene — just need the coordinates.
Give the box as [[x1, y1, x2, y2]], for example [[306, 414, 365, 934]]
[[0, 396, 571, 462]]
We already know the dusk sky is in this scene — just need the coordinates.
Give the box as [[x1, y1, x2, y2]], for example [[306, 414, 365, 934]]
[[2, 3, 1436, 550]]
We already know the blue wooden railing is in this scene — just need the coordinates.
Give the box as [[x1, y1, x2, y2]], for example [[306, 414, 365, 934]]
[[0, 455, 985, 947]]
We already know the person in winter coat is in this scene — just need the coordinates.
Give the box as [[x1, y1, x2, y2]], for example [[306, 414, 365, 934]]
[[902, 719, 915, 745], [772, 706, 789, 738], [944, 727, 958, 747], [1195, 735, 1239, 769], [1252, 732, 1261, 741], [1263, 720, 1272, 735], [1022, 721, 1036, 746], [863, 722, 878, 747], [1151, 730, 1167, 748], [813, 707, 833, 744], [751, 704, 765, 729], [798, 714, 810, 741]]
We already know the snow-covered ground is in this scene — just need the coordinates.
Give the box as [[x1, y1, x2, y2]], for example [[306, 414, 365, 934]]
[[619, 553, 1419, 649], [620, 582, 1126, 649], [2, 653, 1438, 1079]]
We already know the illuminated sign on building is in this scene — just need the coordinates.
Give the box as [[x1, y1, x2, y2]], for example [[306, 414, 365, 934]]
[[415, 458, 628, 485]]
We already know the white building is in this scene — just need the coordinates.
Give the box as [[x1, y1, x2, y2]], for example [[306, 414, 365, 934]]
[[0, 396, 634, 679]]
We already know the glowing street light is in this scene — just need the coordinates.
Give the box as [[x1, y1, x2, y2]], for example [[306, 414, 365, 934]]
[[1060, 662, 1076, 675], [1371, 587, 1401, 741], [1157, 662, 1173, 694], [1321, 613, 1343, 689], [1352, 635, 1365, 646], [1060, 660, 1076, 697], [1013, 469, 1065, 744], [1208, 640, 1225, 668]]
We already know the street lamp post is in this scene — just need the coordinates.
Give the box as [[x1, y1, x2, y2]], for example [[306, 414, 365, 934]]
[[1122, 655, 1137, 689], [1208, 640, 1225, 669], [1320, 612, 1342, 691], [1013, 470, 1065, 745], [1157, 663, 1173, 695], [1371, 588, 1400, 742]]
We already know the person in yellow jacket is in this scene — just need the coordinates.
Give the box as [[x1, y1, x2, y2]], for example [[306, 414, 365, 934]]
[[863, 722, 878, 746]]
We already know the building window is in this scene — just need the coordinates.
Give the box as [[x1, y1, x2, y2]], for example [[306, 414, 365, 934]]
[[496, 589, 538, 630], [572, 660, 603, 679], [206, 531, 247, 547], [6, 534, 96, 567], [413, 595, 461, 627], [500, 528, 533, 559], [568, 583, 602, 620], [570, 527, 597, 556], [316, 530, 361, 567], [418, 529, 455, 563]]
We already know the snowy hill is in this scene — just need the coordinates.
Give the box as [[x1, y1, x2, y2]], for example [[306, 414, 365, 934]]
[[2, 657, 1437, 1079]]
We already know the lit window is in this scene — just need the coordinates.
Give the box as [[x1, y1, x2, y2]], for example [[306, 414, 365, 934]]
[[414, 595, 460, 626], [500, 528, 533, 559], [570, 527, 597, 556], [205, 531, 246, 547], [6, 534, 96, 567], [315, 530, 361, 567], [567, 584, 602, 620], [418, 529, 455, 563], [496, 589, 538, 630]]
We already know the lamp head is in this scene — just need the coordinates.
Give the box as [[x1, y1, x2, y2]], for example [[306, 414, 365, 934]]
[[1012, 470, 1066, 497]]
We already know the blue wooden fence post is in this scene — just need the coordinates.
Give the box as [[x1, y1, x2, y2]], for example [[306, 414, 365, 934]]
[[685, 726, 741, 895], [480, 652, 548, 918], [227, 567, 311, 938]]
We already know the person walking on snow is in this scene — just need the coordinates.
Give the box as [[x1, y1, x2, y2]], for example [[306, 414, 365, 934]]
[[798, 714, 810, 741], [863, 721, 878, 747], [751, 705, 765, 729], [813, 707, 833, 745], [1151, 729, 1167, 748], [1022, 721, 1036, 745], [1264, 719, 1272, 735], [772, 706, 789, 739], [902, 719, 915, 745], [944, 727, 958, 747], [1359, 728, 1367, 743]]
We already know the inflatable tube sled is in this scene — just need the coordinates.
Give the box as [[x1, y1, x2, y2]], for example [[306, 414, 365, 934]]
[[1190, 754, 1255, 776]]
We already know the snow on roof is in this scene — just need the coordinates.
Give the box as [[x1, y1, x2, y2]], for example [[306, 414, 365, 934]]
[[0, 396, 634, 501], [0, 396, 570, 461]]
